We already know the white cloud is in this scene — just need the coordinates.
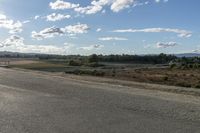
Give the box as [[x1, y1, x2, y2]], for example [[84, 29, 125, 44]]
[[50, 0, 167, 15], [74, 0, 109, 15], [111, 0, 134, 12], [46, 13, 71, 21], [156, 42, 178, 48], [49, 0, 79, 10], [0, 14, 23, 34], [62, 23, 89, 34], [77, 0, 111, 15], [73, 0, 135, 14], [99, 37, 128, 41], [96, 28, 102, 32], [31, 23, 89, 40], [31, 27, 64, 40], [34, 15, 40, 20], [0, 35, 74, 55], [192, 49, 200, 53], [0, 35, 24, 48], [79, 44, 104, 51], [113, 28, 192, 38], [155, 0, 169, 3], [74, 5, 103, 15], [22, 20, 31, 24]]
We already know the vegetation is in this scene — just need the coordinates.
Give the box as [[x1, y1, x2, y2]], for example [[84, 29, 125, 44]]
[[170, 57, 200, 69], [4, 52, 200, 89]]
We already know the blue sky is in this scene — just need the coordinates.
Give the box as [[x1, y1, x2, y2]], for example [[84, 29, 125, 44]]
[[0, 0, 200, 55]]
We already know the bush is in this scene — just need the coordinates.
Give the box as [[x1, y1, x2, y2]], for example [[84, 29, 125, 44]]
[[88, 54, 99, 63], [65, 69, 105, 76], [163, 76, 168, 81], [68, 60, 82, 66], [194, 84, 200, 89], [170, 64, 176, 69], [85, 62, 104, 67], [112, 69, 116, 77], [176, 82, 191, 88]]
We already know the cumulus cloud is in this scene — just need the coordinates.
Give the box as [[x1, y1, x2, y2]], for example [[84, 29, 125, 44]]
[[62, 23, 89, 34], [111, 0, 134, 12], [34, 15, 40, 20], [192, 49, 200, 53], [0, 35, 74, 55], [113, 28, 192, 38], [49, 0, 79, 10], [49, 0, 136, 14], [96, 28, 102, 32], [46, 13, 71, 21], [22, 20, 31, 24], [155, 0, 169, 3], [0, 35, 24, 48], [50, 0, 168, 15], [74, 5, 103, 15], [31, 23, 89, 40], [79, 44, 104, 50], [74, 0, 135, 14], [156, 42, 178, 48], [31, 27, 64, 40], [99, 37, 128, 41], [0, 14, 23, 34]]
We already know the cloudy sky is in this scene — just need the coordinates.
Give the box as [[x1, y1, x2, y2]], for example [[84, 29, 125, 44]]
[[0, 0, 199, 55]]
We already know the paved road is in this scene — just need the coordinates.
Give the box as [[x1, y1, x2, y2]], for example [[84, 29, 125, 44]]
[[0, 68, 200, 133]]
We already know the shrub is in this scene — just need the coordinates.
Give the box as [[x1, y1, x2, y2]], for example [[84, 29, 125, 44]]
[[170, 64, 176, 69], [163, 76, 168, 81], [194, 84, 200, 89], [68, 60, 82, 66], [65, 69, 105, 76], [176, 82, 191, 88], [86, 62, 104, 67]]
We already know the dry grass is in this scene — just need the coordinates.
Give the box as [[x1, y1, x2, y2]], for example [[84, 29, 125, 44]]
[[8, 60, 200, 89], [109, 68, 200, 88]]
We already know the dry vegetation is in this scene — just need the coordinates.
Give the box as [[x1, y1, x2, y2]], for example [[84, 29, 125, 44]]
[[7, 59, 200, 89], [109, 68, 200, 89]]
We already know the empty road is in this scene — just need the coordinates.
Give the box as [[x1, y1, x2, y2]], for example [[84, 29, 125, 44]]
[[0, 67, 200, 133]]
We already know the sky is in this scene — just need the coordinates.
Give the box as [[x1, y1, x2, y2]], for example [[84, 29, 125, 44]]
[[0, 0, 200, 55]]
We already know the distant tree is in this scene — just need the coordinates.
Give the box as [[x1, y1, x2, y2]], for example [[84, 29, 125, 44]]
[[88, 54, 99, 63]]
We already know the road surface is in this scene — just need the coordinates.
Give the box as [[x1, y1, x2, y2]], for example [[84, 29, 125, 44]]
[[0, 67, 200, 133]]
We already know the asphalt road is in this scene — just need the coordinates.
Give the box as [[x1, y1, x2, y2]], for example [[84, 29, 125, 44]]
[[0, 67, 200, 133]]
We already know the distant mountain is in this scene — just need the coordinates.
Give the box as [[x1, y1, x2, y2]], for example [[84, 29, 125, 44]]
[[175, 53, 200, 57], [0, 51, 40, 57], [1, 51, 200, 58], [0, 51, 64, 59]]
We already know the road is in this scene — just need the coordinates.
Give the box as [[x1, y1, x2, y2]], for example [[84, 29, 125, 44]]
[[0, 67, 200, 133]]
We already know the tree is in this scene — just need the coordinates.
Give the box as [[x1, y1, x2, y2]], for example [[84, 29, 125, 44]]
[[88, 54, 99, 63]]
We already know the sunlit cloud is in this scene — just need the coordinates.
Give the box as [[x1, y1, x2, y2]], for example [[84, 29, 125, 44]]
[[79, 44, 104, 51], [32, 27, 64, 40], [0, 35, 74, 55], [96, 28, 102, 32], [99, 37, 128, 41], [62, 23, 89, 34], [46, 13, 71, 21], [156, 42, 178, 48], [113, 28, 192, 38], [31, 23, 89, 40], [49, 0, 79, 10], [0, 14, 23, 34]]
